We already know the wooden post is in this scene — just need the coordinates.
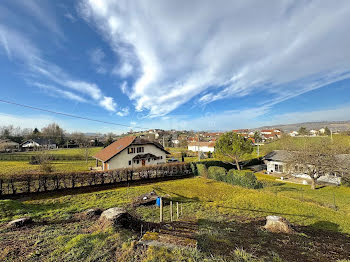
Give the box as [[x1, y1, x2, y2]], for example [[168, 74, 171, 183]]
[[170, 201, 173, 222], [177, 202, 179, 220], [181, 203, 183, 216], [160, 197, 163, 222]]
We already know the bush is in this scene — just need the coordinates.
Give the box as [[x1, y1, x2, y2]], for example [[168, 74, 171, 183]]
[[195, 160, 235, 171], [190, 163, 198, 176], [341, 176, 350, 187], [29, 155, 40, 165], [226, 170, 263, 189], [197, 164, 208, 178], [208, 166, 226, 181]]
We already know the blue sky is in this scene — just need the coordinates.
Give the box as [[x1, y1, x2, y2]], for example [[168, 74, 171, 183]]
[[0, 0, 350, 134]]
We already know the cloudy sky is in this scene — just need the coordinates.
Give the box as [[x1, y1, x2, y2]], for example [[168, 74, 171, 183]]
[[0, 0, 350, 133]]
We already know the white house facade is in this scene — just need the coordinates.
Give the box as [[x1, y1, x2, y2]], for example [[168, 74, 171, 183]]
[[93, 136, 169, 170], [188, 142, 215, 153]]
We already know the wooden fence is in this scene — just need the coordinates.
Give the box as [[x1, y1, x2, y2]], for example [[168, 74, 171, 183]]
[[0, 162, 193, 196]]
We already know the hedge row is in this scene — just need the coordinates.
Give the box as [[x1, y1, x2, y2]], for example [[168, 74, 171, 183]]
[[0, 162, 193, 196], [207, 166, 263, 189]]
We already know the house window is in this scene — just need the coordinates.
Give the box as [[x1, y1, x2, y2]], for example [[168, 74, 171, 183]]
[[128, 147, 135, 154], [137, 147, 144, 153], [129, 160, 131, 165], [160, 156, 163, 159], [136, 160, 139, 164], [275, 164, 283, 172], [148, 158, 150, 162]]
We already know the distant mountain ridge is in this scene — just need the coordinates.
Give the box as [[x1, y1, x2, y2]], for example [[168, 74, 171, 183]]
[[257, 121, 350, 132]]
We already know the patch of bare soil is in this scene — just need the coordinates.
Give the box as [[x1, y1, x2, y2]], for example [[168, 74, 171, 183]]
[[198, 217, 350, 262], [0, 218, 97, 262]]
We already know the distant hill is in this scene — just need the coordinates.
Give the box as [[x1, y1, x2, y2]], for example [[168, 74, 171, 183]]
[[257, 121, 350, 132]]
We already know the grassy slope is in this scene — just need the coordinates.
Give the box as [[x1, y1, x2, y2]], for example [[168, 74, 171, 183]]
[[1, 176, 350, 234], [0, 148, 102, 177], [5, 147, 103, 156]]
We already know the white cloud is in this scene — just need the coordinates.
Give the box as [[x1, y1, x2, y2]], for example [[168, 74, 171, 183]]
[[80, 0, 350, 117], [116, 107, 129, 117], [33, 82, 87, 103], [0, 113, 59, 129], [113, 62, 133, 77], [89, 48, 107, 74], [64, 13, 77, 23], [99, 96, 117, 112], [119, 81, 129, 95], [0, 25, 116, 112]]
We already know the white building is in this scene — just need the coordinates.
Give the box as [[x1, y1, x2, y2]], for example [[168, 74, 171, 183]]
[[309, 130, 318, 136], [263, 150, 343, 185], [188, 142, 215, 153], [21, 139, 56, 150], [319, 128, 325, 134], [289, 131, 299, 137], [93, 136, 169, 170]]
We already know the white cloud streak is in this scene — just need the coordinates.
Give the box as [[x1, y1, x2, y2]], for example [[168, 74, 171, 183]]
[[0, 24, 117, 112], [116, 107, 129, 117], [79, 0, 350, 117]]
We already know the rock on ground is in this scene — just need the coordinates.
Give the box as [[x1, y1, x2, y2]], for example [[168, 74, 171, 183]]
[[7, 217, 32, 228], [264, 216, 293, 233], [83, 208, 103, 219], [99, 207, 133, 229]]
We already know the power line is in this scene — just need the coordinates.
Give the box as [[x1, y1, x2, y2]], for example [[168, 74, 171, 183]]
[[0, 99, 150, 130]]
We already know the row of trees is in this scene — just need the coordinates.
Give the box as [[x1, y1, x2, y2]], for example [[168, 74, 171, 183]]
[[0, 123, 114, 148]]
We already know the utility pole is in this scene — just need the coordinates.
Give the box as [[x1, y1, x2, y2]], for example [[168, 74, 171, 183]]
[[257, 143, 260, 157], [163, 136, 165, 147], [331, 130, 333, 143], [197, 133, 200, 161]]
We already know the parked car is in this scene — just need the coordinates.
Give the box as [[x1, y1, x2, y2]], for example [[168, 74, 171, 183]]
[[167, 158, 179, 163]]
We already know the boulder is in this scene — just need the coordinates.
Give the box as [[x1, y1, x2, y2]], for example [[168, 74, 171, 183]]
[[264, 216, 293, 234], [7, 217, 32, 228], [99, 207, 133, 229], [83, 208, 103, 219]]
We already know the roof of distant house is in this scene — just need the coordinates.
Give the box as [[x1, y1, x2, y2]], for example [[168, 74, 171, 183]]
[[21, 138, 56, 145], [264, 150, 350, 170], [188, 141, 215, 147], [93, 136, 169, 162]]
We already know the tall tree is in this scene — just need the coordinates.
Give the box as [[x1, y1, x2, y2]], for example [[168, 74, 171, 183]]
[[298, 127, 308, 136], [253, 131, 262, 143], [215, 132, 253, 170], [324, 126, 331, 136], [41, 123, 65, 146]]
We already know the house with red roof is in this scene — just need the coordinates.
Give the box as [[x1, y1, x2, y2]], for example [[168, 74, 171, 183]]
[[93, 136, 170, 170]]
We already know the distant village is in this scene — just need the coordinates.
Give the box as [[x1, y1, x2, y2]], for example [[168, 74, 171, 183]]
[[0, 124, 341, 154]]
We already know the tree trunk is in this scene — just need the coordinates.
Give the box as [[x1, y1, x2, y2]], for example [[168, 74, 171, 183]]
[[235, 159, 241, 170], [311, 178, 316, 190]]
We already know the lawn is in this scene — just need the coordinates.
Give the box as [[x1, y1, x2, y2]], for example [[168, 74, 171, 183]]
[[1, 147, 103, 157], [0, 160, 96, 177], [0, 147, 102, 178], [1, 175, 350, 261], [2, 176, 350, 232]]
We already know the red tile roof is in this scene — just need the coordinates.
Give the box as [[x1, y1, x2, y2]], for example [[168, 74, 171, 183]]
[[93, 136, 136, 162]]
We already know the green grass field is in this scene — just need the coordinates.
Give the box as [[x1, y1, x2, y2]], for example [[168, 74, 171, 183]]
[[1, 175, 350, 232], [0, 147, 102, 178], [3, 147, 103, 156], [1, 174, 350, 261]]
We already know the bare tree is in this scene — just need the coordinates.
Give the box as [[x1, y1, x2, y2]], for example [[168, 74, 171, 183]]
[[285, 138, 338, 189], [71, 132, 91, 163]]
